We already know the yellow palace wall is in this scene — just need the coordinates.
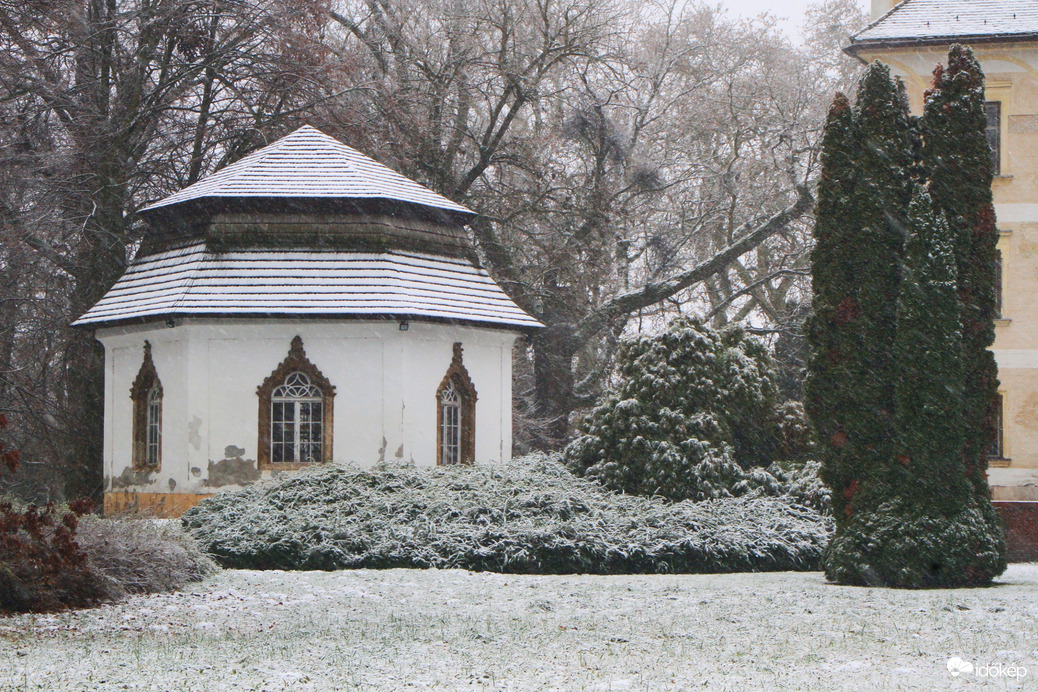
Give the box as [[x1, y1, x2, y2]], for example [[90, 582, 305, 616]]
[[852, 41, 1038, 500]]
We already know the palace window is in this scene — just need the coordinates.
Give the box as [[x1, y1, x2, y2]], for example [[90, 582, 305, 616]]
[[988, 393, 1005, 461], [258, 336, 335, 468], [436, 343, 477, 465], [995, 249, 1003, 318], [985, 101, 1001, 175], [130, 341, 162, 471]]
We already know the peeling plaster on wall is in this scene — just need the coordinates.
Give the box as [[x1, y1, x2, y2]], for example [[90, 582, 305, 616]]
[[224, 445, 245, 458], [168, 478, 177, 491], [111, 467, 155, 489], [188, 416, 203, 450], [190, 467, 202, 477], [395, 444, 404, 458], [103, 475, 110, 491], [378, 436, 387, 463], [205, 457, 261, 488]]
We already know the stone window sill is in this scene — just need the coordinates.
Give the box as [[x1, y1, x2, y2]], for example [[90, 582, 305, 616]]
[[989, 458, 1012, 468]]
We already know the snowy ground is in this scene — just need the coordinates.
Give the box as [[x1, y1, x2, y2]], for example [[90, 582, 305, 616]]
[[1, 566, 1036, 691]]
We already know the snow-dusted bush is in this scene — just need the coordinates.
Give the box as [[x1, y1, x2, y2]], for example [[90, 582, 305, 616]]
[[75, 516, 217, 597], [182, 454, 832, 574], [0, 498, 105, 613], [0, 501, 215, 613], [565, 318, 811, 502]]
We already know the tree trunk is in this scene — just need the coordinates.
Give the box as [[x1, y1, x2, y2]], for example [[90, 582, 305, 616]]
[[531, 323, 579, 448]]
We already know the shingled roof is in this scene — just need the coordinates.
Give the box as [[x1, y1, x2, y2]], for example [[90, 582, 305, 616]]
[[142, 125, 474, 220], [73, 244, 542, 330], [77, 127, 541, 331], [849, 0, 1038, 52]]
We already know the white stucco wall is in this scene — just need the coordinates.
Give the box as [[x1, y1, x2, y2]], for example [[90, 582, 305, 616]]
[[97, 318, 518, 496]]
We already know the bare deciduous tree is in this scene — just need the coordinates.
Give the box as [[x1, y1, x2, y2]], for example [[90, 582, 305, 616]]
[[319, 0, 865, 446], [0, 0, 329, 499]]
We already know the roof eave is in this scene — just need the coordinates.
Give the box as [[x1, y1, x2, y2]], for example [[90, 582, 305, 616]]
[[140, 195, 477, 228], [845, 32, 1038, 61], [74, 311, 544, 334]]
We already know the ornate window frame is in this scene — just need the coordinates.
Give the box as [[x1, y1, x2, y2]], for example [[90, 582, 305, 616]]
[[436, 343, 477, 465], [257, 336, 335, 469], [130, 340, 163, 471]]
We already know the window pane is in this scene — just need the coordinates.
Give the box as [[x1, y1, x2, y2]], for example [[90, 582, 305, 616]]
[[272, 401, 296, 462], [985, 102, 1001, 176], [994, 249, 1003, 319], [146, 388, 161, 467], [441, 401, 460, 465], [269, 368, 326, 464], [987, 394, 1003, 459]]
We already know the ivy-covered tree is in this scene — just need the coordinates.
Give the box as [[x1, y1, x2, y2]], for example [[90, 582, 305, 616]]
[[564, 318, 785, 501], [921, 45, 1006, 561], [825, 187, 1004, 587]]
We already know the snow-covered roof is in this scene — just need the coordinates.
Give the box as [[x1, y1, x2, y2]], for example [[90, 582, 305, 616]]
[[141, 126, 474, 219], [73, 243, 542, 331], [850, 0, 1038, 48]]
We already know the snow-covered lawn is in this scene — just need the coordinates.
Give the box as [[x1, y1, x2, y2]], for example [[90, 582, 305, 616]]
[[2, 565, 1036, 690]]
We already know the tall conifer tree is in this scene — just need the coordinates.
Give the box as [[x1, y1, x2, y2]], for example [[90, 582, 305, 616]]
[[922, 47, 1006, 568], [805, 93, 863, 523], [846, 62, 913, 498], [808, 54, 1005, 586], [825, 187, 1005, 587]]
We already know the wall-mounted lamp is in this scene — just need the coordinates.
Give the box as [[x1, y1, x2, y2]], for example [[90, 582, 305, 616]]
[[399, 320, 409, 331]]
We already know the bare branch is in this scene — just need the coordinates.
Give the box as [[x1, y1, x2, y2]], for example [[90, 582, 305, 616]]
[[575, 184, 815, 342]]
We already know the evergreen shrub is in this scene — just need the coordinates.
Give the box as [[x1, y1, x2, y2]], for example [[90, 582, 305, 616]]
[[564, 318, 806, 502], [182, 454, 833, 574]]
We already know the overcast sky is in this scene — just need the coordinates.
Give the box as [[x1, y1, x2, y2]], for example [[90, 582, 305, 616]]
[[719, 0, 873, 40]]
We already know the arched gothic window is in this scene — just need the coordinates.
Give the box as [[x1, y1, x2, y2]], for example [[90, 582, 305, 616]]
[[436, 343, 477, 465], [258, 336, 335, 468], [130, 341, 162, 471]]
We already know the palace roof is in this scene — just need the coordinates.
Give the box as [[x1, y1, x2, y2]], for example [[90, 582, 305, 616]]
[[77, 128, 540, 331], [849, 0, 1038, 52]]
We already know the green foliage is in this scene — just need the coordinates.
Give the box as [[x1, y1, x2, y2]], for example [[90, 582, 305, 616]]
[[922, 45, 1002, 501], [181, 454, 832, 574], [892, 187, 968, 506], [846, 62, 913, 489], [824, 497, 1005, 588], [805, 91, 863, 522], [564, 318, 790, 502], [807, 50, 1006, 587]]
